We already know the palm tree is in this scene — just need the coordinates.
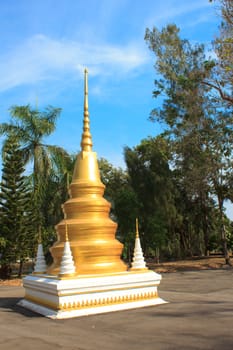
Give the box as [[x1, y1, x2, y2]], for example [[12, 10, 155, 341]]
[[43, 151, 76, 228], [0, 104, 69, 232]]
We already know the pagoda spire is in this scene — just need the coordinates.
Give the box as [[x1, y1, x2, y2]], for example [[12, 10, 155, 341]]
[[59, 221, 76, 277], [131, 218, 148, 270], [48, 69, 126, 276], [136, 217, 139, 238], [81, 68, 93, 152], [33, 227, 47, 274]]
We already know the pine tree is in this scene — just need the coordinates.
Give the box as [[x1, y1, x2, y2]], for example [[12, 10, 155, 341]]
[[0, 138, 34, 278]]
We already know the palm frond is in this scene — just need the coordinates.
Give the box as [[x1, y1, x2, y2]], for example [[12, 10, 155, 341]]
[[46, 145, 72, 174], [9, 105, 32, 125], [44, 106, 62, 124]]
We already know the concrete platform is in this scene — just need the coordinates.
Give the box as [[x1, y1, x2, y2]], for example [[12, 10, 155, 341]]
[[19, 270, 165, 318], [0, 269, 233, 350]]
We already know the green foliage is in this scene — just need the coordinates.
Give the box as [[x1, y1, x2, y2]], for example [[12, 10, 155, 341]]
[[145, 24, 211, 128], [0, 105, 70, 257], [98, 157, 139, 260], [203, 1, 233, 105], [124, 136, 176, 257], [0, 138, 35, 277], [145, 22, 233, 263], [98, 157, 128, 201]]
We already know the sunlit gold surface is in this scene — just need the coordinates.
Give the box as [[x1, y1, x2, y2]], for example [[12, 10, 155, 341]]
[[48, 69, 126, 275], [136, 218, 139, 238], [59, 291, 159, 311], [25, 290, 158, 312]]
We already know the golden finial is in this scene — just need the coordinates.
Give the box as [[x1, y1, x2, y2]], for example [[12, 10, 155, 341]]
[[65, 221, 69, 242], [136, 218, 139, 238], [38, 225, 42, 244], [81, 68, 93, 152], [35, 95, 39, 111]]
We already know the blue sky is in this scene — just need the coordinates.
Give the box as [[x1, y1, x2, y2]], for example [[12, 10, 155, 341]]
[[0, 0, 220, 166], [2, 1, 232, 219], [2, 0, 230, 218]]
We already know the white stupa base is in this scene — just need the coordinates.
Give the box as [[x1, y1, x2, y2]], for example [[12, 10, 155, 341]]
[[18, 270, 167, 319]]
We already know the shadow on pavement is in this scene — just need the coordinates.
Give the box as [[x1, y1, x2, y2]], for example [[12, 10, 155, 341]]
[[0, 297, 42, 318]]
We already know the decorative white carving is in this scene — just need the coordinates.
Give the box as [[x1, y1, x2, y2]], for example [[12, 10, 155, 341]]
[[34, 243, 47, 273], [131, 235, 147, 269], [131, 219, 147, 270], [59, 240, 76, 275]]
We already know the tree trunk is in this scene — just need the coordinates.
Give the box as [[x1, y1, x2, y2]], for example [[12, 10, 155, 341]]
[[155, 247, 160, 264], [200, 192, 210, 256], [218, 198, 232, 266], [0, 264, 12, 279], [18, 259, 24, 278], [220, 222, 232, 266], [203, 213, 210, 257], [202, 199, 209, 256]]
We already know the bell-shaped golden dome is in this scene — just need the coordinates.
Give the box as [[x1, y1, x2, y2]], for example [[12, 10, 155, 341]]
[[48, 69, 127, 275]]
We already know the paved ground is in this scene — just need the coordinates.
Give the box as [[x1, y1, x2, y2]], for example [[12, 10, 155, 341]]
[[0, 269, 233, 350]]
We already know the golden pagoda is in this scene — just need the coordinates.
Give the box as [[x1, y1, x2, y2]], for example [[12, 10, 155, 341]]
[[48, 68, 126, 276], [19, 69, 165, 319]]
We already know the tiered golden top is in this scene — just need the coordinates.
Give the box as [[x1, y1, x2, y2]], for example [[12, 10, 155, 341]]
[[65, 221, 68, 242], [136, 218, 139, 238], [81, 68, 93, 152], [48, 68, 126, 276]]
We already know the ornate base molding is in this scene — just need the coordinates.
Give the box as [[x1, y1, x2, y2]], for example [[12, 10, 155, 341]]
[[18, 270, 166, 319]]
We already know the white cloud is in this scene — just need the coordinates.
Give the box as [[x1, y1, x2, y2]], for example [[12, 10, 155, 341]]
[[185, 13, 216, 28], [145, 0, 214, 29], [0, 34, 150, 93]]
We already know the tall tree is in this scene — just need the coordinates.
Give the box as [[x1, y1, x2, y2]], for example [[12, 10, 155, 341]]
[[124, 136, 176, 260], [0, 105, 68, 234], [98, 158, 128, 203], [40, 151, 76, 260], [98, 158, 138, 261], [145, 24, 233, 264], [0, 138, 34, 278], [204, 111, 233, 264], [207, 0, 233, 105]]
